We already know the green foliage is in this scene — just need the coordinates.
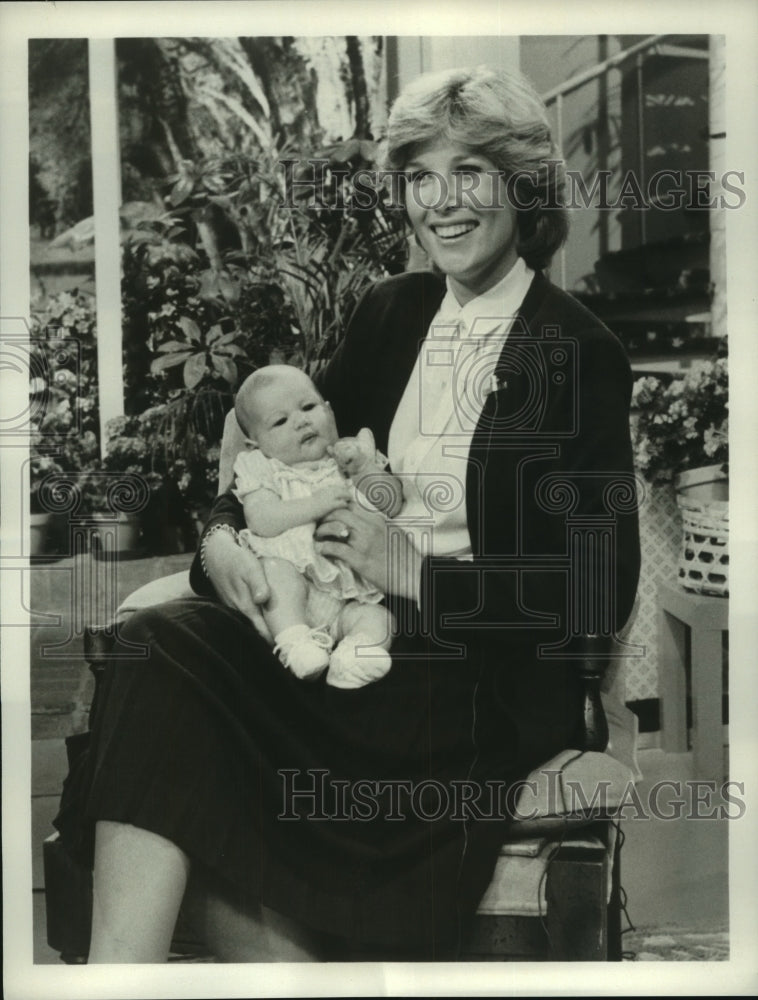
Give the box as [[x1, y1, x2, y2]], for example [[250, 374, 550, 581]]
[[631, 355, 728, 483], [115, 141, 408, 529], [96, 409, 220, 519], [125, 143, 408, 380], [29, 290, 100, 511]]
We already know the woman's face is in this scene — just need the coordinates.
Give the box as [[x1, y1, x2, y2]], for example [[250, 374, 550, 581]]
[[403, 138, 519, 305]]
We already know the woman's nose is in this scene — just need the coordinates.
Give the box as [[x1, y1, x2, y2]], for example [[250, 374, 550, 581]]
[[416, 172, 461, 212], [439, 172, 462, 210]]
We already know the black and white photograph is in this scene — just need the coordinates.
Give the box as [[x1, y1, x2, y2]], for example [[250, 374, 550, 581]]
[[2, 1, 757, 997]]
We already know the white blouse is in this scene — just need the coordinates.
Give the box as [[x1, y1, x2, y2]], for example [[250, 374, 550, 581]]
[[387, 256, 534, 562]]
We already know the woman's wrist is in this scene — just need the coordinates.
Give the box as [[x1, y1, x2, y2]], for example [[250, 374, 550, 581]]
[[200, 523, 240, 580]]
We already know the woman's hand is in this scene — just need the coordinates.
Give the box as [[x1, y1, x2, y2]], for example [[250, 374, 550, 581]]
[[310, 483, 352, 519], [315, 502, 421, 601], [203, 529, 273, 642]]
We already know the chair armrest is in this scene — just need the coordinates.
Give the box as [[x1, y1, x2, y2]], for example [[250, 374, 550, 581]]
[[505, 632, 640, 839], [81, 570, 192, 725], [117, 570, 193, 614]]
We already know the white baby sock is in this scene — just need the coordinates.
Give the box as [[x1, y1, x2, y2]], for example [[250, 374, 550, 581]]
[[326, 634, 392, 689], [274, 624, 332, 681]]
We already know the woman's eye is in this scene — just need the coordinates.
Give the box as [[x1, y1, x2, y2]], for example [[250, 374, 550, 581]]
[[455, 164, 485, 176], [405, 170, 431, 184]]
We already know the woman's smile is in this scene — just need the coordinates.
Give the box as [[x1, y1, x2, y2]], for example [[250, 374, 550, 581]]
[[430, 220, 479, 240]]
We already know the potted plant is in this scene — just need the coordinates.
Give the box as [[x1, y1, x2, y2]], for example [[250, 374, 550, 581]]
[[631, 355, 728, 486], [29, 288, 102, 555], [29, 448, 65, 556], [81, 414, 170, 556], [632, 355, 728, 595], [29, 389, 99, 558], [137, 406, 222, 549], [95, 409, 215, 555], [79, 474, 147, 556]]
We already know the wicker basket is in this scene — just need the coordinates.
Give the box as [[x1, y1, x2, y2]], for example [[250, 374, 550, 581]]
[[675, 493, 729, 596]]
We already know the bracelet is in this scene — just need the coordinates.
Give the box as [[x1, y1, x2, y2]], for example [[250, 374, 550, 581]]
[[200, 523, 240, 579]]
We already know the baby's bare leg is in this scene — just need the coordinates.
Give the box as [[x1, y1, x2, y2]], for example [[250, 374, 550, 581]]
[[261, 558, 332, 680], [258, 557, 309, 636], [340, 601, 395, 650]]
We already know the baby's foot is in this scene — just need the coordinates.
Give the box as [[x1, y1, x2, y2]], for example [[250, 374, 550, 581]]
[[326, 634, 392, 689], [274, 624, 332, 681]]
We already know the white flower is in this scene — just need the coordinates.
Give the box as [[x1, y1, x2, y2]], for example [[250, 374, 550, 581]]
[[683, 416, 698, 439]]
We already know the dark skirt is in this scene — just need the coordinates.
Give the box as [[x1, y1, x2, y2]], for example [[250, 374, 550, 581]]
[[54, 595, 531, 959]]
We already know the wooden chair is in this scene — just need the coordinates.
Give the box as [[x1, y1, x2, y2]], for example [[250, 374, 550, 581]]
[[43, 412, 640, 962]]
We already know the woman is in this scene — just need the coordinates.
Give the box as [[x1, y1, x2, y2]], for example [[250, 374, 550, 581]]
[[56, 65, 640, 962]]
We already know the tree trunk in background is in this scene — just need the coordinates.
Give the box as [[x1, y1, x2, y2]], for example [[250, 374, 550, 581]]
[[29, 39, 93, 233], [144, 36, 383, 161], [346, 36, 371, 138]]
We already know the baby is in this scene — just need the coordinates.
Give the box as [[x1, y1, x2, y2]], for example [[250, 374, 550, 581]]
[[232, 365, 403, 689]]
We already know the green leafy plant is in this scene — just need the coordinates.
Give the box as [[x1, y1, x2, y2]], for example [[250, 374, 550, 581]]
[[138, 143, 408, 375], [265, 138, 409, 373], [150, 316, 247, 391], [98, 408, 220, 528], [29, 289, 101, 512], [631, 355, 728, 484]]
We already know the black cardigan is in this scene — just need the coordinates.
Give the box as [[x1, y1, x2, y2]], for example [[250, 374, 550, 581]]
[[191, 269, 641, 769]]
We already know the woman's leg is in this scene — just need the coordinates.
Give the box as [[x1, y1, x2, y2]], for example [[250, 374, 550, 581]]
[[183, 872, 327, 962], [89, 821, 327, 963], [88, 820, 190, 964]]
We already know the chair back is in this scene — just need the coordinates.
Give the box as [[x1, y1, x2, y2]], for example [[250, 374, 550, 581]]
[[218, 410, 247, 495]]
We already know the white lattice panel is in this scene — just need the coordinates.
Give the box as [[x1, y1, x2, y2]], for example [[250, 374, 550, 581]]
[[624, 483, 682, 701]]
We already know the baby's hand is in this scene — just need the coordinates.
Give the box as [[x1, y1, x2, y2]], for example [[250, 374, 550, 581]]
[[331, 427, 377, 477], [312, 483, 352, 518]]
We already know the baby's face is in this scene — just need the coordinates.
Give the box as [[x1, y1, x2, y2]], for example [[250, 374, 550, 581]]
[[244, 371, 338, 465]]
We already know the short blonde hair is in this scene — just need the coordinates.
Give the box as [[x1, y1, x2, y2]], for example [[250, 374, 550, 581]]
[[382, 65, 568, 270]]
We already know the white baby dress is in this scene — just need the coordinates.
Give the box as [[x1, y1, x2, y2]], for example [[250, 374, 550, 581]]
[[232, 449, 384, 606]]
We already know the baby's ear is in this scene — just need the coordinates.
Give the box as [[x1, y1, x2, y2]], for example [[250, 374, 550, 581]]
[[244, 438, 258, 450], [356, 427, 375, 452]]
